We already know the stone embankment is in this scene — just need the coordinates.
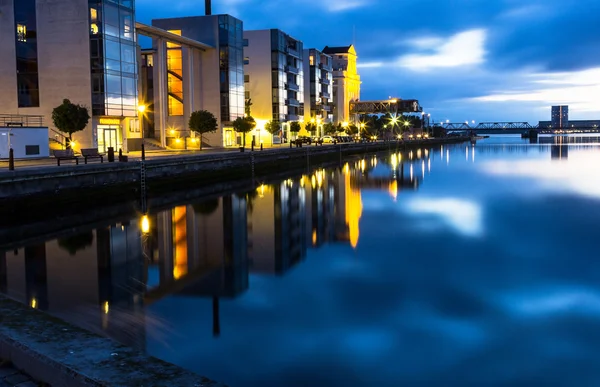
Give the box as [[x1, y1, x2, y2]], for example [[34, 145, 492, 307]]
[[0, 138, 468, 204]]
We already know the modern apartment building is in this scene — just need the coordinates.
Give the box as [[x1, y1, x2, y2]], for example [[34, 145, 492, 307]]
[[146, 15, 245, 148], [551, 105, 568, 129], [243, 29, 304, 143], [0, 0, 140, 152], [323, 45, 361, 124], [303, 48, 333, 136]]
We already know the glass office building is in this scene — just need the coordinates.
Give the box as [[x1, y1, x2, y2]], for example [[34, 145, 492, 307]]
[[89, 0, 139, 152]]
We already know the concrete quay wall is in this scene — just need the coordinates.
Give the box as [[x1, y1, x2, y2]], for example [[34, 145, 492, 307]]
[[0, 138, 468, 202]]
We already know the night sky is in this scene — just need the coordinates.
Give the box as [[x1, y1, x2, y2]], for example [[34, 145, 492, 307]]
[[136, 0, 600, 123]]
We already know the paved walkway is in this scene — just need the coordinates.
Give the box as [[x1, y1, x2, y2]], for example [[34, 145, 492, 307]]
[[0, 360, 46, 387]]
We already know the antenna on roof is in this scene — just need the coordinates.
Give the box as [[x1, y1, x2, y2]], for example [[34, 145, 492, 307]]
[[205, 0, 212, 15]]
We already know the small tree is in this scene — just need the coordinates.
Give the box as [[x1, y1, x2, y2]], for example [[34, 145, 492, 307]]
[[347, 124, 359, 136], [323, 122, 336, 135], [265, 120, 281, 142], [306, 122, 317, 136], [188, 110, 218, 150], [233, 116, 256, 147], [290, 121, 301, 136], [52, 99, 90, 147], [245, 98, 253, 117]]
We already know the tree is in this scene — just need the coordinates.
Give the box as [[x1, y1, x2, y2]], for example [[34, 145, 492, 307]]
[[305, 122, 317, 136], [51, 99, 90, 147], [265, 120, 281, 135], [347, 124, 359, 136], [323, 122, 336, 135], [290, 121, 301, 135], [58, 231, 94, 256], [245, 98, 253, 117], [188, 110, 218, 150], [233, 116, 256, 147]]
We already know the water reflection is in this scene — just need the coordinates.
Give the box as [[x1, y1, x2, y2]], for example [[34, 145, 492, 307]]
[[4, 138, 600, 386]]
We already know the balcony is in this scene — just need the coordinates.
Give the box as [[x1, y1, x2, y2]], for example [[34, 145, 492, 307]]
[[322, 104, 331, 112], [320, 91, 330, 99], [319, 62, 332, 71], [287, 47, 300, 58], [320, 77, 331, 85], [286, 114, 300, 121], [285, 82, 300, 91], [286, 98, 300, 107], [285, 65, 300, 74]]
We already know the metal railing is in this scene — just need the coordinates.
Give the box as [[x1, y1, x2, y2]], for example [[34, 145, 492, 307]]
[[0, 114, 44, 127]]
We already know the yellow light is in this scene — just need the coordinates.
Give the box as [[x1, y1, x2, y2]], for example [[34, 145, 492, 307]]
[[312, 230, 317, 246], [192, 138, 199, 143], [104, 301, 109, 314], [342, 122, 349, 128], [316, 171, 323, 187], [310, 118, 315, 124], [300, 176, 306, 187], [404, 121, 410, 127], [169, 129, 176, 135], [141, 215, 150, 234], [391, 153, 398, 168], [99, 118, 121, 125], [176, 138, 182, 143], [138, 105, 146, 113], [258, 184, 265, 198], [30, 298, 37, 309], [70, 140, 77, 149], [311, 175, 316, 189], [344, 163, 350, 175]]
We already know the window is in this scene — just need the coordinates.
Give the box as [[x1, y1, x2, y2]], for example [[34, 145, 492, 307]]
[[245, 91, 250, 99], [309, 55, 314, 66], [244, 57, 249, 65], [90, 23, 99, 34], [25, 145, 40, 155], [244, 74, 249, 83], [17, 24, 26, 42], [243, 38, 248, 47]]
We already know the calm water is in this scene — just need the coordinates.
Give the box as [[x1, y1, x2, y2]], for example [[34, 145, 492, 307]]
[[2, 135, 600, 386]]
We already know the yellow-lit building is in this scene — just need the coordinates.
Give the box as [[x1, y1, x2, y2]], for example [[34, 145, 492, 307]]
[[323, 45, 361, 125]]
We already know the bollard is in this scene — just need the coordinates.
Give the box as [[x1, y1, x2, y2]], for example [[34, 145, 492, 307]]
[[119, 148, 123, 159], [251, 143, 254, 152], [108, 147, 115, 162], [141, 143, 145, 161], [8, 148, 14, 171], [290, 141, 293, 149], [260, 143, 263, 151]]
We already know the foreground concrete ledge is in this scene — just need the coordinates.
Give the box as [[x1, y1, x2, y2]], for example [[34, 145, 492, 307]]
[[0, 296, 226, 387]]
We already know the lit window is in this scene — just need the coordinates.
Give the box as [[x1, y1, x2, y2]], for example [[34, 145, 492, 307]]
[[17, 24, 26, 42], [244, 57, 249, 65], [309, 55, 314, 66], [90, 23, 99, 34], [90, 8, 97, 22]]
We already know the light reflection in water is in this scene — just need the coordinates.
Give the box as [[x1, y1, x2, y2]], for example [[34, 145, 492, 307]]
[[3, 138, 600, 386]]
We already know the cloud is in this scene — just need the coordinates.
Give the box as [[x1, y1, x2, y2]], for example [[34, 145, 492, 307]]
[[396, 29, 487, 71], [403, 197, 484, 237], [470, 67, 600, 112], [327, 0, 369, 12]]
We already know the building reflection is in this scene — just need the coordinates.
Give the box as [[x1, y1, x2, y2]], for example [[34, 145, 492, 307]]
[[0, 149, 428, 341]]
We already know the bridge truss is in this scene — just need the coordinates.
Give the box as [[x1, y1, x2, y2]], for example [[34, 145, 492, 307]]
[[442, 122, 537, 130]]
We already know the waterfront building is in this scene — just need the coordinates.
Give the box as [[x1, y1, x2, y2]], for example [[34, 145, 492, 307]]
[[144, 15, 245, 148], [248, 181, 306, 274], [303, 49, 334, 137], [0, 0, 140, 152], [323, 45, 361, 125], [243, 29, 304, 144], [551, 105, 569, 129]]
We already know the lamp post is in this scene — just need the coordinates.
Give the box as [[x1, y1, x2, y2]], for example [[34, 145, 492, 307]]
[[138, 104, 146, 154]]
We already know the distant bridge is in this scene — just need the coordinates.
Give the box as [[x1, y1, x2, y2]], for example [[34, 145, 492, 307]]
[[350, 98, 422, 115], [441, 122, 600, 134]]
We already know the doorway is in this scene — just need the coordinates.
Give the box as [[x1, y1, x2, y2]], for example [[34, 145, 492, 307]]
[[98, 125, 119, 153]]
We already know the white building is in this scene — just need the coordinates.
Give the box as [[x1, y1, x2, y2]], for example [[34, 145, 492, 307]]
[[243, 29, 304, 144]]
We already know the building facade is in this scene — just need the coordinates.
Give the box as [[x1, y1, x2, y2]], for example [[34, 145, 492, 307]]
[[147, 15, 244, 148], [551, 105, 568, 129], [0, 0, 140, 152], [303, 48, 333, 136], [243, 29, 304, 144], [323, 45, 361, 125]]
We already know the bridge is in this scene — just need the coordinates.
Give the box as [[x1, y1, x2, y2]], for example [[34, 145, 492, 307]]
[[440, 122, 600, 134]]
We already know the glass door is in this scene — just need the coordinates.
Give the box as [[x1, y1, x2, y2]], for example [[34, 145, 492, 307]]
[[98, 125, 119, 153]]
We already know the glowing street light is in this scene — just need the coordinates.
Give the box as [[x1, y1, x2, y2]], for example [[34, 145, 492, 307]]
[[138, 104, 146, 113]]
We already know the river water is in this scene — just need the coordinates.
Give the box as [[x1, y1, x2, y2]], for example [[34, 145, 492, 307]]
[[2, 135, 600, 386]]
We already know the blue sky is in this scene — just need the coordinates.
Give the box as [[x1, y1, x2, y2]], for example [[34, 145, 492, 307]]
[[136, 0, 600, 124]]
